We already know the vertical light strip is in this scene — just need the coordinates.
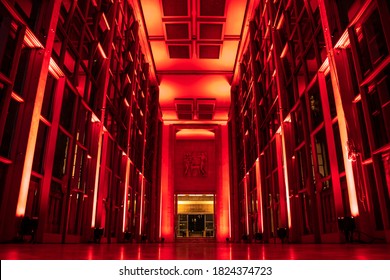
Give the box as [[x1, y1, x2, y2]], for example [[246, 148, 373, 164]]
[[15, 0, 61, 217], [330, 63, 359, 215], [222, 125, 232, 238], [244, 176, 249, 235], [16, 117, 40, 216], [340, 123, 359, 215], [317, 0, 359, 217], [228, 180, 232, 238], [220, 125, 231, 240], [255, 159, 264, 232], [160, 124, 173, 240], [122, 158, 130, 232], [159, 180, 163, 239], [16, 64, 45, 216], [139, 175, 144, 236], [91, 127, 103, 227], [280, 129, 292, 228]]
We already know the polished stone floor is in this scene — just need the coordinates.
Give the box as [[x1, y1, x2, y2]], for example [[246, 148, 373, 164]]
[[1, 242, 390, 260]]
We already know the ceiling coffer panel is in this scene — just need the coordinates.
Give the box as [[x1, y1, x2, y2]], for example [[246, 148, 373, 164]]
[[175, 99, 194, 120], [197, 99, 215, 120], [199, 0, 226, 17], [162, 0, 190, 17], [198, 23, 224, 40], [168, 44, 191, 59], [165, 23, 191, 40], [198, 45, 221, 59], [177, 113, 193, 120]]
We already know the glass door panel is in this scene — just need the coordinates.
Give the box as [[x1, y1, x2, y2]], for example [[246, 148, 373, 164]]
[[176, 194, 214, 238]]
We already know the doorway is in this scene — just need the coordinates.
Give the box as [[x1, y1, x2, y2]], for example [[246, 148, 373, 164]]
[[176, 194, 215, 238], [188, 214, 205, 236]]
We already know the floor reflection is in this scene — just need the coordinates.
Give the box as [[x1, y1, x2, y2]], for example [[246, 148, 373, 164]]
[[0, 243, 389, 260]]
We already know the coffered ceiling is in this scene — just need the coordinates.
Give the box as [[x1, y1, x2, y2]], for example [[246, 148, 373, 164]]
[[139, 0, 253, 124]]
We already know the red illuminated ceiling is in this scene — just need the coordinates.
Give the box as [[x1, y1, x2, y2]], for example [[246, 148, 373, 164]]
[[139, 0, 253, 123]]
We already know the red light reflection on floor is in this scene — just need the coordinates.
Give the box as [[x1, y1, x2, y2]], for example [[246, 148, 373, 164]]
[[1, 243, 389, 260]]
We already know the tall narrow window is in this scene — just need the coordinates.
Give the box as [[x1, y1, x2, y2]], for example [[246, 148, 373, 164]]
[[308, 82, 323, 129], [0, 99, 20, 158], [326, 75, 337, 119], [13, 0, 42, 31], [0, 162, 8, 210], [332, 122, 345, 173], [0, 19, 22, 77], [41, 73, 57, 122], [354, 9, 389, 76], [366, 87, 388, 148], [47, 181, 65, 234], [314, 129, 330, 178], [60, 86, 76, 132], [13, 48, 31, 97], [52, 131, 70, 179], [32, 122, 49, 174], [25, 176, 40, 218]]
